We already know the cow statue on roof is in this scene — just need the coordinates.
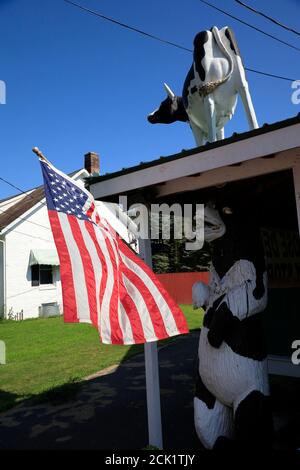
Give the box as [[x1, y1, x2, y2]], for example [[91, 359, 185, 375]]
[[148, 26, 258, 146], [192, 202, 273, 449]]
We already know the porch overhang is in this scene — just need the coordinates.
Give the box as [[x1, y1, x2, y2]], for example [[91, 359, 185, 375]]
[[88, 115, 300, 379], [88, 115, 300, 203]]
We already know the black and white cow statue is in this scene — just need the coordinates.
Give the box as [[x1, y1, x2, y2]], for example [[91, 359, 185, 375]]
[[192, 203, 273, 449], [148, 26, 258, 146]]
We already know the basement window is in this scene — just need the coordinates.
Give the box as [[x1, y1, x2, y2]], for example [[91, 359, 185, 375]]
[[31, 264, 53, 286]]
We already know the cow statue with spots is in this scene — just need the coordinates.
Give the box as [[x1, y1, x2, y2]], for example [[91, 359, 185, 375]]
[[148, 26, 258, 146], [192, 203, 273, 449]]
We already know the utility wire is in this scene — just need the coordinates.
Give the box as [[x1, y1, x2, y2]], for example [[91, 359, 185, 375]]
[[243, 67, 295, 82], [0, 191, 54, 240], [198, 0, 300, 53], [64, 0, 191, 52], [11, 230, 53, 243], [0, 176, 51, 231], [63, 0, 297, 81], [0, 206, 51, 231], [234, 0, 300, 38], [0, 176, 37, 198], [7, 287, 43, 299]]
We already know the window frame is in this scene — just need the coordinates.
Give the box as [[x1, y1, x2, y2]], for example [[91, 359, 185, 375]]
[[31, 264, 54, 286]]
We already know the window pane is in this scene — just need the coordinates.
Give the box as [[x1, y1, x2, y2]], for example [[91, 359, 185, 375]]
[[40, 265, 53, 285], [31, 265, 39, 286]]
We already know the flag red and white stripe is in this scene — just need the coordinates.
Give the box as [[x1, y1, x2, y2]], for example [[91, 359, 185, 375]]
[[40, 157, 189, 344]]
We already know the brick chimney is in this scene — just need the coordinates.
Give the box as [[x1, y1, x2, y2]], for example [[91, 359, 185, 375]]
[[84, 152, 100, 176]]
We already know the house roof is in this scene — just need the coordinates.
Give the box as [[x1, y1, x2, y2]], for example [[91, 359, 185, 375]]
[[88, 113, 300, 185], [0, 186, 45, 231], [0, 168, 88, 232]]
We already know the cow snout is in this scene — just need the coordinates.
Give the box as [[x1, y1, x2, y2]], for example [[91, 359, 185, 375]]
[[147, 113, 157, 124]]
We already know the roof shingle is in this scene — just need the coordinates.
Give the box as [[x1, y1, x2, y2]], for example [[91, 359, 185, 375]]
[[0, 187, 44, 231]]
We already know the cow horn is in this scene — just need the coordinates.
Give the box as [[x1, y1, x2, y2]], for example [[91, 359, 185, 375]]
[[164, 83, 175, 99]]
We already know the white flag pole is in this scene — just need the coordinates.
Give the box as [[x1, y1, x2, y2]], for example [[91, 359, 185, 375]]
[[139, 208, 163, 450]]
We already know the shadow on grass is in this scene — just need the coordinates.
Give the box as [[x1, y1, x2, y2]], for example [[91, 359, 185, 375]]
[[30, 377, 82, 406], [0, 377, 84, 412], [0, 390, 21, 413], [0, 331, 199, 414], [0, 306, 203, 416], [0, 331, 200, 450]]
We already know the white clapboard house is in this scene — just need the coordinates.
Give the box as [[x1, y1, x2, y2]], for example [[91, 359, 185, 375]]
[[0, 152, 135, 320]]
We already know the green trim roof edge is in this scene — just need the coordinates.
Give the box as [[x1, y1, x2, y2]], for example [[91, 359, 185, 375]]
[[87, 114, 300, 186]]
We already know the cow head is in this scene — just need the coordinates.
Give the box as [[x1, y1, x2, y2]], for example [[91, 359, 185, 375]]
[[147, 83, 189, 124], [203, 202, 228, 243], [195, 201, 227, 243]]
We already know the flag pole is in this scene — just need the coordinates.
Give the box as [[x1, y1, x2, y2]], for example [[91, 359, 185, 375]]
[[32, 146, 47, 161], [139, 208, 163, 450]]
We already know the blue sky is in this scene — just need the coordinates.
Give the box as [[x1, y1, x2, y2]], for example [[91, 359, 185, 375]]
[[0, 0, 299, 199]]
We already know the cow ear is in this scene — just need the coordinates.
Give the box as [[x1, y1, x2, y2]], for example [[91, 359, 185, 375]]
[[164, 83, 175, 100]]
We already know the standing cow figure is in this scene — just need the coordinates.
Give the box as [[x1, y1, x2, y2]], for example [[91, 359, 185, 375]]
[[148, 26, 258, 146], [192, 203, 273, 449]]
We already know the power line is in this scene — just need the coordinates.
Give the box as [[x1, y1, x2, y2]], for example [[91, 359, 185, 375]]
[[0, 175, 48, 215], [243, 67, 295, 82], [0, 176, 37, 198], [63, 0, 297, 82], [198, 0, 300, 53], [11, 230, 53, 243], [64, 0, 191, 53], [0, 206, 51, 231], [0, 208, 54, 241], [0, 175, 51, 231], [7, 287, 41, 300], [234, 0, 300, 38]]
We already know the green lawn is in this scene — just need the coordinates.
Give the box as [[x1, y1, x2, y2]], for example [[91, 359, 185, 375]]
[[0, 305, 203, 412]]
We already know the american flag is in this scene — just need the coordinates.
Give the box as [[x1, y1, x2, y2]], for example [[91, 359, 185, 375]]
[[40, 157, 189, 344]]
